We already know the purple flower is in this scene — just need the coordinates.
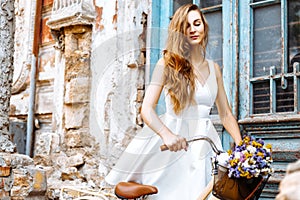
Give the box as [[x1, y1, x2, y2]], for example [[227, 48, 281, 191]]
[[257, 138, 264, 145], [227, 135, 273, 179]]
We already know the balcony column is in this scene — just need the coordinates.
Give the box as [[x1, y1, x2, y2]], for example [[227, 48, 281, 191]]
[[47, 0, 95, 141]]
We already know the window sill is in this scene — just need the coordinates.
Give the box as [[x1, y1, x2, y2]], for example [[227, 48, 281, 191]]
[[239, 113, 300, 124]]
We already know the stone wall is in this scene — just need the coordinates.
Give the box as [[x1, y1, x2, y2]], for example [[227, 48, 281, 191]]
[[9, 0, 151, 199]]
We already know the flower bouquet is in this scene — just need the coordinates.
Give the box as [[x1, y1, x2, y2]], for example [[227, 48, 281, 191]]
[[212, 135, 273, 200]]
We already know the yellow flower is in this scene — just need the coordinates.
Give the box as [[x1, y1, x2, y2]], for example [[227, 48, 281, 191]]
[[240, 170, 250, 178], [230, 158, 239, 166], [238, 140, 243, 146], [252, 140, 263, 148], [257, 152, 265, 158], [244, 152, 253, 159], [244, 136, 250, 145], [246, 173, 253, 179], [265, 143, 272, 149]]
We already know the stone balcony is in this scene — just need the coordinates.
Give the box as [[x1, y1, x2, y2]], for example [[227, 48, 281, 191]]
[[47, 0, 95, 30]]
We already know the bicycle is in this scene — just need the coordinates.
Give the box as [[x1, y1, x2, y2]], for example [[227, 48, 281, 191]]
[[114, 135, 270, 200], [114, 135, 221, 200]]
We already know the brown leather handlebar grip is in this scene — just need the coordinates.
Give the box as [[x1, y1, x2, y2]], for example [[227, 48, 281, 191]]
[[160, 144, 169, 151]]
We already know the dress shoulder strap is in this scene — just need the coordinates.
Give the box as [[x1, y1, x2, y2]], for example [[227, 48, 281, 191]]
[[207, 59, 216, 78]]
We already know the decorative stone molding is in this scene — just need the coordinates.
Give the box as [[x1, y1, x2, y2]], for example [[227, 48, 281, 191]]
[[50, 28, 65, 51], [47, 0, 95, 30], [11, 62, 30, 94], [12, 0, 37, 94]]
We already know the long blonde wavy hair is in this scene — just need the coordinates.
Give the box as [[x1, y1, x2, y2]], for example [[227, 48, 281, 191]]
[[163, 4, 209, 114]]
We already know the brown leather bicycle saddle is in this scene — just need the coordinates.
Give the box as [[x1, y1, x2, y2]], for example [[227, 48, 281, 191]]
[[115, 181, 158, 199]]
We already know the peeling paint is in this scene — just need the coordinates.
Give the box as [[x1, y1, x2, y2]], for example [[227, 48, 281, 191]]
[[95, 6, 104, 31], [113, 0, 118, 30]]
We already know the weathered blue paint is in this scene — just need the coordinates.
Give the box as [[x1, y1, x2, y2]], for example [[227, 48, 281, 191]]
[[149, 0, 172, 75], [249, 1, 254, 116], [238, 1, 300, 199], [148, 0, 173, 115], [149, 0, 161, 81], [193, 0, 200, 5], [239, 0, 251, 119], [222, 0, 239, 150], [157, 1, 173, 115]]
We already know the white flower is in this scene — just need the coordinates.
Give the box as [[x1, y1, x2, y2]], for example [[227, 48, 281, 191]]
[[242, 150, 248, 154], [247, 145, 257, 154], [243, 159, 251, 168], [217, 153, 230, 167], [261, 168, 269, 173], [250, 157, 256, 164], [234, 152, 241, 159], [265, 148, 271, 153]]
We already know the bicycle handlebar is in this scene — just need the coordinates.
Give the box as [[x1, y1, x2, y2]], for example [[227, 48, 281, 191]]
[[160, 135, 223, 155]]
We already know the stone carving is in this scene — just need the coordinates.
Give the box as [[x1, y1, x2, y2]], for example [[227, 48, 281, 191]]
[[11, 62, 30, 94], [47, 0, 95, 30], [0, 0, 13, 20], [51, 29, 65, 51]]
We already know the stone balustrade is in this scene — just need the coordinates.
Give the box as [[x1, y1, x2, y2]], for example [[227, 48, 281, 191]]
[[47, 0, 95, 30]]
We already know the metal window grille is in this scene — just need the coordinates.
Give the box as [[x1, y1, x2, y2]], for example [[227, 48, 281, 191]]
[[250, 0, 300, 115]]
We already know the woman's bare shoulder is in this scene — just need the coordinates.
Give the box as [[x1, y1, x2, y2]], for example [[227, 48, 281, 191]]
[[156, 57, 166, 68], [210, 60, 222, 79], [151, 57, 166, 86]]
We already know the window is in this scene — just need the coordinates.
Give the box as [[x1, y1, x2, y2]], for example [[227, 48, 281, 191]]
[[173, 0, 192, 13], [200, 0, 223, 67], [250, 0, 300, 115], [200, 0, 222, 9]]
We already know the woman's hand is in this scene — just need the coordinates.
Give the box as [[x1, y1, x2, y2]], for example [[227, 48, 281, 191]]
[[161, 133, 188, 152]]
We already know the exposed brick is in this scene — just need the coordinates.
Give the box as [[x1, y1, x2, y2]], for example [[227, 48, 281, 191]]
[[0, 166, 11, 177], [0, 189, 10, 199]]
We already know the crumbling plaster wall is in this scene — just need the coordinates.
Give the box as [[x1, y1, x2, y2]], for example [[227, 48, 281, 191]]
[[91, 0, 150, 173], [9, 0, 151, 198]]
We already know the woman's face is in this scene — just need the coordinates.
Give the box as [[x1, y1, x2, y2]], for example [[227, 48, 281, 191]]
[[186, 10, 205, 46]]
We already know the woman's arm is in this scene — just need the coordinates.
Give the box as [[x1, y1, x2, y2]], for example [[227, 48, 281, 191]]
[[141, 58, 187, 152], [214, 62, 242, 144]]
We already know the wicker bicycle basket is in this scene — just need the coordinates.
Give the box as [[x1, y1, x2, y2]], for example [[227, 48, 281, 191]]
[[164, 135, 271, 200], [212, 164, 270, 200]]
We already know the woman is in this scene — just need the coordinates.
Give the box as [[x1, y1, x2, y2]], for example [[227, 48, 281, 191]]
[[106, 4, 242, 199]]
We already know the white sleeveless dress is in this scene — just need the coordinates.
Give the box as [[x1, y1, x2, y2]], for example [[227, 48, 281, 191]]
[[105, 60, 223, 200]]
